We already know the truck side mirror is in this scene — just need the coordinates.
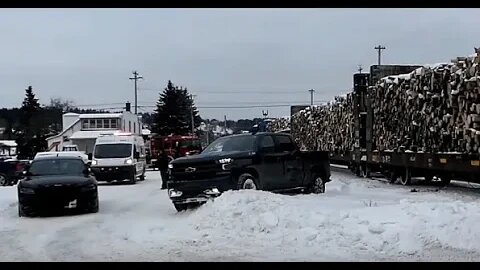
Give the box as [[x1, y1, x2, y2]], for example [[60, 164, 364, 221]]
[[88, 153, 92, 160], [134, 152, 140, 159]]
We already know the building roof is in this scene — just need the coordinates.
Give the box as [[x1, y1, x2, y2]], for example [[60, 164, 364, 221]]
[[0, 140, 17, 147], [79, 113, 123, 119], [69, 130, 117, 140]]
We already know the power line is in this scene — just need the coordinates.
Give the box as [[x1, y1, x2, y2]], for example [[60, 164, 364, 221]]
[[138, 104, 309, 109]]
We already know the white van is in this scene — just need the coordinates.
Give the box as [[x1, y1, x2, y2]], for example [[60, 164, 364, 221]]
[[90, 132, 146, 184]]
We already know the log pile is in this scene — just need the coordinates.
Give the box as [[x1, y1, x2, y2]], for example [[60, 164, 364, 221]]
[[286, 48, 480, 154], [370, 48, 480, 154], [266, 117, 290, 132], [290, 95, 355, 152]]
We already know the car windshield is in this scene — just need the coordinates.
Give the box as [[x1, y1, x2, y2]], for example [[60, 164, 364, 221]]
[[202, 135, 256, 153], [94, 144, 132, 159], [29, 159, 85, 176]]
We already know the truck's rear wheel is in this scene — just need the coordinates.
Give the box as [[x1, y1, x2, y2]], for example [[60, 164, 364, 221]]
[[305, 173, 325, 194], [237, 173, 258, 190], [139, 168, 146, 181], [400, 167, 411, 186]]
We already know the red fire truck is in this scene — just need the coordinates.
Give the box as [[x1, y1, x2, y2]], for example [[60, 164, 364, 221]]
[[150, 135, 202, 169]]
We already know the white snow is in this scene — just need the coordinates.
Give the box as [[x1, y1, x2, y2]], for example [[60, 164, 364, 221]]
[[1, 170, 480, 261]]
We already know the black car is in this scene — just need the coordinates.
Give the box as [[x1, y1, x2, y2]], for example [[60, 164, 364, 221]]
[[17, 156, 99, 217], [167, 132, 330, 211]]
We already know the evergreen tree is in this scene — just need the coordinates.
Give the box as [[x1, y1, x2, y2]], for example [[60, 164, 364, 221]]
[[153, 80, 202, 136], [16, 86, 46, 159]]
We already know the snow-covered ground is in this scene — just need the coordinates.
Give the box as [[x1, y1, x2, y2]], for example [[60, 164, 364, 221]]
[[1, 170, 480, 261]]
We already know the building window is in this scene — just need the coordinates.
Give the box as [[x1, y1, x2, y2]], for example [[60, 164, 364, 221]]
[[134, 122, 136, 133], [111, 119, 118, 129], [103, 119, 110, 129], [123, 120, 126, 131], [129, 121, 131, 132], [89, 119, 95, 128], [82, 120, 89, 129], [95, 119, 103, 129]]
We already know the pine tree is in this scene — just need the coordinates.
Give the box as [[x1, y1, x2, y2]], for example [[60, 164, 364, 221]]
[[16, 86, 46, 159], [153, 81, 202, 136]]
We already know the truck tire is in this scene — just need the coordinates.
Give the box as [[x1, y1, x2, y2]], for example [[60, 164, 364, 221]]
[[139, 168, 146, 181], [0, 174, 8, 186], [399, 167, 412, 186], [237, 173, 258, 190], [128, 171, 137, 185], [305, 174, 326, 194], [18, 203, 34, 217], [174, 203, 188, 212]]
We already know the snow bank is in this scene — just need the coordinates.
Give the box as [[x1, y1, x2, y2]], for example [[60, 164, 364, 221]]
[[188, 187, 480, 257]]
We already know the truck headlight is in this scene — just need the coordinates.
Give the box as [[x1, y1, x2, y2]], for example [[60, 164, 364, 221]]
[[19, 187, 35, 194], [168, 163, 173, 169], [218, 158, 233, 164], [91, 159, 97, 166], [168, 189, 182, 198], [125, 158, 133, 165]]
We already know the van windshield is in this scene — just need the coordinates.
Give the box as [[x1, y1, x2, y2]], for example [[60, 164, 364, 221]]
[[94, 144, 132, 159]]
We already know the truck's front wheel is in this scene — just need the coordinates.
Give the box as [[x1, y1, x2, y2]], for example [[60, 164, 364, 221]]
[[237, 173, 258, 190], [128, 170, 137, 185]]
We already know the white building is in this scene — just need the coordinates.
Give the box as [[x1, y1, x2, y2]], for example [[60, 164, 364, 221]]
[[46, 104, 142, 155], [0, 140, 17, 157]]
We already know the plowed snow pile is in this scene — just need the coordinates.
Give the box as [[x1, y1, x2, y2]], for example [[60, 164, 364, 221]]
[[188, 180, 480, 259]]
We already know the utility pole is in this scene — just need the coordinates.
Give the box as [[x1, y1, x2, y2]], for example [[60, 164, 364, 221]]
[[189, 94, 196, 136], [308, 89, 315, 106], [374, 45, 386, 65], [358, 64, 363, 73], [129, 70, 143, 114]]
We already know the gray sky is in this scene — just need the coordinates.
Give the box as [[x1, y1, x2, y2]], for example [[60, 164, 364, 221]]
[[1, 8, 479, 120]]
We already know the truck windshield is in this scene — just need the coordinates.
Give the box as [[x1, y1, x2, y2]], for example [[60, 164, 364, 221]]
[[202, 136, 255, 153], [179, 140, 201, 148], [94, 144, 132, 159]]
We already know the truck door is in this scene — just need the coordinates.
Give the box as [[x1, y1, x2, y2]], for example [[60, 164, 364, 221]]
[[273, 135, 303, 189], [257, 135, 284, 190]]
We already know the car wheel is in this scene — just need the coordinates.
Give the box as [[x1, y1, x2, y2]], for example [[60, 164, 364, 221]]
[[237, 173, 258, 190], [440, 175, 451, 186], [174, 203, 188, 212], [0, 174, 8, 186], [306, 174, 325, 194]]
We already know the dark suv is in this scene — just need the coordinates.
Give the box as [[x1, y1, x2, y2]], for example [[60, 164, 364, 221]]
[[167, 132, 330, 211]]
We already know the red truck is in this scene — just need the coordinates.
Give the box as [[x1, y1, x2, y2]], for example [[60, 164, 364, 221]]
[[150, 135, 202, 167]]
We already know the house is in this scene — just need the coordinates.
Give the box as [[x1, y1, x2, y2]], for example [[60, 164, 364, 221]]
[[0, 140, 17, 157], [46, 103, 142, 155]]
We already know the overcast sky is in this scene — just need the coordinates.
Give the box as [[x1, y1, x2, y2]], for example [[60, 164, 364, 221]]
[[1, 8, 479, 120]]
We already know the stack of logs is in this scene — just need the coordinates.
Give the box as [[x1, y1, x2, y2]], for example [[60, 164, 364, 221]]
[[266, 117, 290, 132], [371, 49, 480, 154], [269, 48, 480, 154], [289, 95, 355, 152]]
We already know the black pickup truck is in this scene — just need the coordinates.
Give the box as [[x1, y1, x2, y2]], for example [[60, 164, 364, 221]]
[[167, 132, 331, 211]]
